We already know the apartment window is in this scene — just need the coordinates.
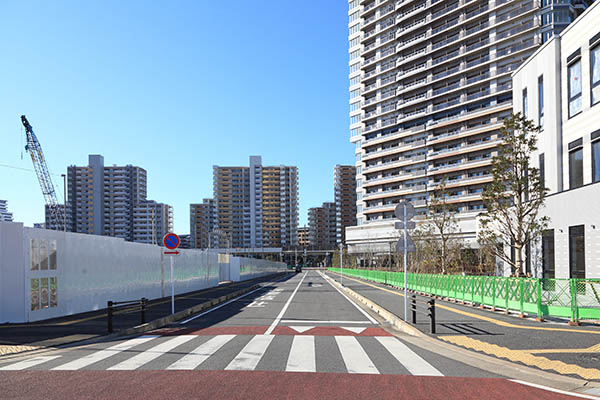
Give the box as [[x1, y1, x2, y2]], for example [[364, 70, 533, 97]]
[[350, 127, 361, 137], [349, 75, 361, 86], [592, 41, 600, 106], [542, 229, 555, 279], [350, 101, 361, 112], [569, 139, 583, 189], [522, 88, 528, 118], [539, 153, 545, 189], [349, 0, 359, 11], [538, 76, 544, 129], [350, 50, 360, 61], [593, 132, 600, 183], [356, 178, 362, 187], [350, 88, 361, 99], [568, 57, 582, 118], [349, 11, 359, 23], [349, 62, 360, 73], [349, 36, 360, 48], [349, 23, 360, 36], [569, 225, 585, 279], [356, 166, 362, 174], [350, 114, 361, 125]]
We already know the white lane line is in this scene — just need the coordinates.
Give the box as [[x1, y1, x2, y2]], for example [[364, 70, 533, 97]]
[[225, 334, 274, 371], [375, 336, 443, 376], [264, 272, 307, 335], [52, 335, 159, 370], [280, 320, 373, 324], [180, 274, 291, 325], [0, 355, 61, 371], [335, 336, 379, 374], [318, 271, 378, 324], [510, 380, 600, 400], [167, 335, 236, 370], [286, 335, 316, 372], [108, 335, 196, 370]]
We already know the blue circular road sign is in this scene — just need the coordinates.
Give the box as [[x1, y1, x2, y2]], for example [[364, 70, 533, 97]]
[[163, 233, 180, 250]]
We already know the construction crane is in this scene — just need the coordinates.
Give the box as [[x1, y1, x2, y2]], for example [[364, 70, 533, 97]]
[[20, 115, 66, 231]]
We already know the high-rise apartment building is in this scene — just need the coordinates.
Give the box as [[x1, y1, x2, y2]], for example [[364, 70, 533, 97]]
[[308, 202, 338, 250], [334, 165, 357, 244], [132, 200, 173, 244], [62, 154, 170, 243], [298, 226, 310, 248], [190, 199, 217, 249], [213, 156, 298, 249], [347, 0, 591, 250], [0, 200, 13, 222]]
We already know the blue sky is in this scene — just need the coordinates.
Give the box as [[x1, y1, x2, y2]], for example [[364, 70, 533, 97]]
[[0, 1, 352, 233]]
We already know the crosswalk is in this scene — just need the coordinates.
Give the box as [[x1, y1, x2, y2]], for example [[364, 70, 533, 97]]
[[0, 334, 443, 376]]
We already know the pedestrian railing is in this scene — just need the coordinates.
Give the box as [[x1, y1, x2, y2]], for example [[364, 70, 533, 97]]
[[410, 294, 436, 333], [107, 298, 148, 333], [329, 268, 600, 324]]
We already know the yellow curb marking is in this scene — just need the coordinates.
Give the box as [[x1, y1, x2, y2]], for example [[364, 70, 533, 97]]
[[330, 271, 600, 335], [523, 343, 600, 354], [439, 335, 600, 381]]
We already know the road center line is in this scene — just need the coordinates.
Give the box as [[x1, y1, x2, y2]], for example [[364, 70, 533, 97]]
[[264, 272, 307, 335], [318, 271, 378, 324]]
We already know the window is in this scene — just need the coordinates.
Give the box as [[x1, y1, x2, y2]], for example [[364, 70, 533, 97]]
[[350, 101, 361, 112], [569, 225, 585, 279], [349, 23, 360, 36], [522, 88, 528, 118], [538, 76, 544, 129], [350, 114, 361, 125], [349, 62, 360, 73], [350, 127, 361, 137], [356, 166, 362, 174], [349, 11, 360, 23], [568, 58, 582, 117], [349, 0, 359, 11], [569, 140, 583, 189], [349, 36, 360, 48], [349, 75, 360, 86], [350, 88, 361, 99], [542, 229, 555, 279], [539, 153, 545, 189], [593, 133, 600, 183], [592, 43, 600, 105], [356, 178, 362, 187], [350, 50, 360, 61]]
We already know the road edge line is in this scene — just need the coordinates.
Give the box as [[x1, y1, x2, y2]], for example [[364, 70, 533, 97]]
[[265, 272, 307, 335]]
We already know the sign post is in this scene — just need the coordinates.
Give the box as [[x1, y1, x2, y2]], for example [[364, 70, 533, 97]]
[[394, 202, 415, 322], [163, 233, 180, 315]]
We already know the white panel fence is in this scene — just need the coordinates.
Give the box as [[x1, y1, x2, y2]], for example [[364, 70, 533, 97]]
[[0, 222, 286, 323]]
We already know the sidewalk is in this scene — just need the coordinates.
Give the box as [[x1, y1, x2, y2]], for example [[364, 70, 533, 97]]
[[326, 270, 600, 381], [0, 273, 290, 355]]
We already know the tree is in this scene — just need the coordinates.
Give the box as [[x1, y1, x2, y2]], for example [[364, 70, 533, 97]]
[[428, 177, 462, 274], [478, 113, 549, 276]]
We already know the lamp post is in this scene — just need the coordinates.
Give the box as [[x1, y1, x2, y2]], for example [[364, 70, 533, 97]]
[[339, 243, 343, 287], [61, 174, 67, 232]]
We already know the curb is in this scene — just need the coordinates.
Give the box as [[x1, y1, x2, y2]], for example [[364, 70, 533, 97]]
[[321, 272, 423, 337]]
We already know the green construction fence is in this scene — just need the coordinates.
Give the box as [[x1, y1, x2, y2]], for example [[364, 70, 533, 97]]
[[328, 268, 600, 323]]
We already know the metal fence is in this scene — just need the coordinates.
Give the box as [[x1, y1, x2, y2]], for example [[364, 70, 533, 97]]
[[329, 268, 600, 323]]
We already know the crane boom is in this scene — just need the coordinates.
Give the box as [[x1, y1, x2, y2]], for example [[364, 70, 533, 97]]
[[20, 115, 66, 231]]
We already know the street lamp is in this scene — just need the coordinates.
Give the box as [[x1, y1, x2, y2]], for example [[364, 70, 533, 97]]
[[339, 243, 343, 287]]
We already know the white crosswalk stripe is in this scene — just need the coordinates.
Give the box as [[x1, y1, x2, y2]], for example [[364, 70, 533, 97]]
[[335, 336, 379, 374], [52, 335, 159, 370], [2, 334, 444, 375], [108, 335, 196, 370], [0, 355, 61, 371], [286, 335, 316, 372], [225, 334, 274, 371], [167, 335, 235, 370], [376, 336, 443, 376]]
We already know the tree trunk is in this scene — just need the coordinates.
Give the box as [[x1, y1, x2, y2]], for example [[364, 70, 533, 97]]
[[514, 244, 523, 276]]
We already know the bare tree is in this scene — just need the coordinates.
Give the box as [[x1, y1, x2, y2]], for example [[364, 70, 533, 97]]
[[478, 113, 549, 276]]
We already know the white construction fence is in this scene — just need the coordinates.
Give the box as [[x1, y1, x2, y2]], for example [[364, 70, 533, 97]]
[[0, 222, 286, 323]]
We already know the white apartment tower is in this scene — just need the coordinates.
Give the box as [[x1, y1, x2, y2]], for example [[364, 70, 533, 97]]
[[347, 0, 591, 249], [0, 200, 13, 222]]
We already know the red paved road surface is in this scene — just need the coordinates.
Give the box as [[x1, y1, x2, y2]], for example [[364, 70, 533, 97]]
[[0, 370, 582, 400]]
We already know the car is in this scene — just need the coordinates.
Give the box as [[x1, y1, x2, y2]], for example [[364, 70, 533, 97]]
[[295, 265, 302, 273]]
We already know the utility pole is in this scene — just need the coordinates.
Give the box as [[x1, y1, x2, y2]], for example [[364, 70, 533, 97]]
[[61, 174, 66, 232], [339, 243, 343, 287]]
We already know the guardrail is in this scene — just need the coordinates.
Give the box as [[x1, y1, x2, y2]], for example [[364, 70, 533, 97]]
[[328, 268, 600, 325], [107, 298, 148, 333]]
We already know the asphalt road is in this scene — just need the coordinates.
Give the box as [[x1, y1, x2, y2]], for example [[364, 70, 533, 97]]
[[0, 270, 592, 399]]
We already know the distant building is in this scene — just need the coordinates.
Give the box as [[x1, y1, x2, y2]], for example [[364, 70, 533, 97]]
[[298, 226, 310, 248], [190, 199, 217, 249], [213, 156, 298, 249], [132, 201, 173, 245], [60, 154, 171, 243], [44, 204, 72, 231], [512, 1, 600, 278], [0, 200, 14, 222], [334, 165, 357, 245], [308, 202, 337, 250], [179, 234, 192, 249]]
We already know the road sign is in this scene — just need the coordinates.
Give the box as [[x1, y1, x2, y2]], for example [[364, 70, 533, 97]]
[[395, 221, 416, 230], [163, 233, 180, 250], [394, 201, 415, 219], [396, 237, 416, 253]]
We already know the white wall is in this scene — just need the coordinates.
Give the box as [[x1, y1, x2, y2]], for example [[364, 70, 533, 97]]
[[0, 222, 286, 323]]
